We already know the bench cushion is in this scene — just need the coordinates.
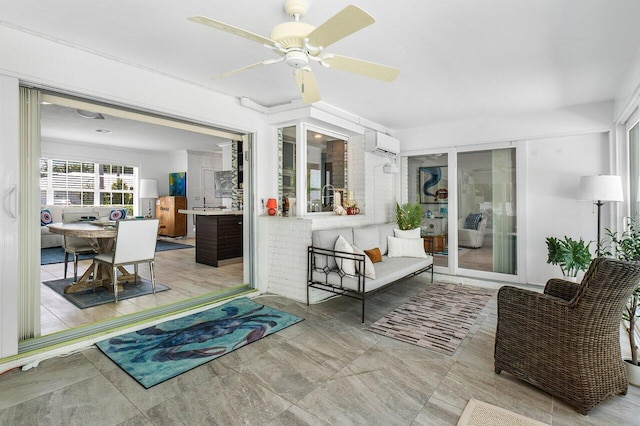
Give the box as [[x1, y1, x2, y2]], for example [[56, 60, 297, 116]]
[[311, 255, 432, 293]]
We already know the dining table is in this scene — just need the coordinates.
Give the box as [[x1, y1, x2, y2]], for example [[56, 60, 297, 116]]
[[47, 221, 136, 294]]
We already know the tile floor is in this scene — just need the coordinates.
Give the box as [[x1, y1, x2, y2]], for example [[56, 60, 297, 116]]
[[1, 275, 638, 425]]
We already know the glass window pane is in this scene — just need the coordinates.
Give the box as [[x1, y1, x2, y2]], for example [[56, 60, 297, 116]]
[[409, 154, 449, 267], [458, 148, 517, 274], [307, 130, 347, 213]]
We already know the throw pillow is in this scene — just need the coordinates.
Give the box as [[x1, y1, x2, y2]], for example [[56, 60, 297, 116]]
[[334, 235, 356, 275], [40, 209, 53, 226], [364, 247, 383, 263], [394, 227, 421, 239], [387, 236, 428, 258], [352, 245, 376, 279], [109, 208, 127, 221], [464, 213, 483, 230]]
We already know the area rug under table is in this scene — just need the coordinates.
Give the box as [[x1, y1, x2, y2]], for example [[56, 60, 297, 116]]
[[96, 297, 304, 388], [43, 277, 169, 309], [457, 398, 549, 426], [367, 282, 494, 355]]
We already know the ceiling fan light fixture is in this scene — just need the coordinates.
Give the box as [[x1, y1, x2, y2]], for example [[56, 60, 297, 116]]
[[76, 109, 105, 119], [285, 50, 308, 68]]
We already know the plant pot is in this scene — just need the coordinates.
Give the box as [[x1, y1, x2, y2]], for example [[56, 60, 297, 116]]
[[562, 275, 578, 283], [624, 359, 640, 386]]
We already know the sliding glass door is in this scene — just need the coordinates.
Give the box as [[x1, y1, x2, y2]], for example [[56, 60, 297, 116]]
[[457, 148, 517, 274]]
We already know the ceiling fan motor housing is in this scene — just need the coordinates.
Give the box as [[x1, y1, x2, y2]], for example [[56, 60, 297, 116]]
[[285, 50, 308, 68]]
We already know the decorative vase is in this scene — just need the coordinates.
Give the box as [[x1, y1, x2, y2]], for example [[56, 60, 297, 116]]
[[625, 359, 640, 386], [347, 207, 360, 215]]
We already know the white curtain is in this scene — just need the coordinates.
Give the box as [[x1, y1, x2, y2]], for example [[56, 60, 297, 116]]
[[629, 123, 639, 219], [492, 148, 517, 275], [19, 87, 41, 339]]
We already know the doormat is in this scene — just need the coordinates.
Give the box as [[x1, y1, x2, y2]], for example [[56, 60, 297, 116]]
[[43, 277, 169, 309], [40, 240, 193, 265], [367, 282, 494, 355], [457, 398, 549, 426], [96, 297, 303, 388]]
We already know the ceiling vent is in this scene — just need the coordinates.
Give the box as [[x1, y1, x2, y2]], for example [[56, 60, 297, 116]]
[[364, 131, 400, 158]]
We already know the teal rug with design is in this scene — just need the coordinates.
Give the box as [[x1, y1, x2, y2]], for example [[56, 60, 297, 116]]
[[96, 297, 303, 388]]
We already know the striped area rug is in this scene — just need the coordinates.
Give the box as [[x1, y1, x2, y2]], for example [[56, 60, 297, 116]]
[[367, 282, 494, 355]]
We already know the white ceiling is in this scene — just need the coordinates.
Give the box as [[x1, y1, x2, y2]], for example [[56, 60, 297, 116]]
[[4, 0, 640, 143], [40, 103, 228, 153]]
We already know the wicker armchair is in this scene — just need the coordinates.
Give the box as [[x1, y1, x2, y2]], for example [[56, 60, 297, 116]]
[[494, 258, 640, 414]]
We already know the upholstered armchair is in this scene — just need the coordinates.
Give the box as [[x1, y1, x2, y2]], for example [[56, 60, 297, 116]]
[[458, 214, 487, 248], [494, 258, 640, 414]]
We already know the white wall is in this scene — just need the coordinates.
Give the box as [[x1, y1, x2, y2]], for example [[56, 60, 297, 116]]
[[526, 132, 610, 285]]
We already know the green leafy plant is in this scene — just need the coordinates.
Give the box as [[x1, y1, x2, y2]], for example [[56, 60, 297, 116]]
[[395, 202, 423, 230], [602, 218, 640, 366], [545, 236, 592, 278]]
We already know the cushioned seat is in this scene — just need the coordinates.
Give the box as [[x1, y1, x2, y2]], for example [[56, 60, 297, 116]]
[[458, 213, 487, 248]]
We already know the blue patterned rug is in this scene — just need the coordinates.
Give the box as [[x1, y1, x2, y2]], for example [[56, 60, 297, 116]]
[[96, 297, 303, 388], [41, 240, 193, 265]]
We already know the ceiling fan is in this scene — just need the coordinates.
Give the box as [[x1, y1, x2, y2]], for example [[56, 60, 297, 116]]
[[188, 0, 399, 104]]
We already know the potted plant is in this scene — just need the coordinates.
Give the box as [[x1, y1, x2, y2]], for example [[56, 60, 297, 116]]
[[545, 236, 592, 280], [396, 202, 423, 230], [603, 218, 640, 384]]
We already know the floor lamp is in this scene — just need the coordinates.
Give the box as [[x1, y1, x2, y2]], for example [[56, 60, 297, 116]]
[[577, 175, 623, 256], [139, 179, 159, 218]]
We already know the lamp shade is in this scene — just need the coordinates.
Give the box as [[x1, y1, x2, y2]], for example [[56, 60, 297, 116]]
[[577, 175, 623, 202], [139, 179, 159, 199], [266, 198, 278, 216]]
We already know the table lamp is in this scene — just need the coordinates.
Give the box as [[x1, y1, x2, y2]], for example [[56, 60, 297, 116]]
[[139, 179, 159, 218], [266, 198, 278, 216], [577, 175, 623, 256]]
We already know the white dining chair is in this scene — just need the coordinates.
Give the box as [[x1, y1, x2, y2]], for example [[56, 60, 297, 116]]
[[92, 219, 159, 302], [61, 211, 97, 281]]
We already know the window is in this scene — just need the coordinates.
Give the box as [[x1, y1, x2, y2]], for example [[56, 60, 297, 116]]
[[278, 126, 349, 215], [307, 130, 347, 213], [40, 158, 137, 213]]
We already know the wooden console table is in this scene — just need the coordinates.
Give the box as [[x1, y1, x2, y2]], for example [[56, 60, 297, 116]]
[[422, 234, 446, 253]]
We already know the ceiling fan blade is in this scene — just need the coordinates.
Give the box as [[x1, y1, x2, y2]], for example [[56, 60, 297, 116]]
[[323, 54, 400, 82], [294, 68, 321, 104], [306, 5, 374, 49], [188, 16, 276, 47], [212, 61, 266, 80]]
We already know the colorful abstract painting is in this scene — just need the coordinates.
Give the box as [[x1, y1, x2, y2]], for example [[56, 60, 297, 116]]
[[95, 297, 303, 388], [169, 172, 186, 196], [419, 166, 448, 204]]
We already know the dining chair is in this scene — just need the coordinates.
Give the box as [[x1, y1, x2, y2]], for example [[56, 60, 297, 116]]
[[92, 219, 159, 302], [61, 212, 97, 281]]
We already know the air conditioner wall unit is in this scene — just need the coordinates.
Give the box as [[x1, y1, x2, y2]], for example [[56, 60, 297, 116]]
[[364, 130, 400, 158]]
